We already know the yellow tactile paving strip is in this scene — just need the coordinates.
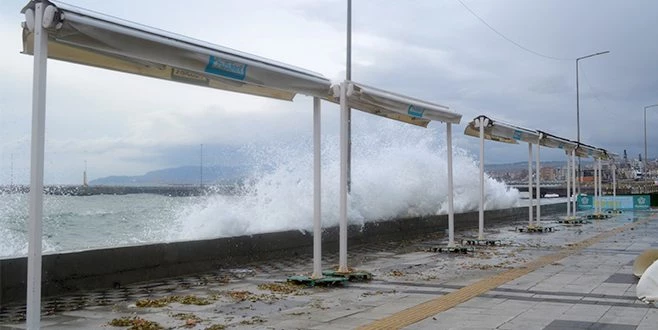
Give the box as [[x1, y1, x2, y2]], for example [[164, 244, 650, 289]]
[[358, 219, 647, 330]]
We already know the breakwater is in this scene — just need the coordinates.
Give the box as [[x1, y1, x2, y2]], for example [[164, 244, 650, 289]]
[[0, 185, 237, 196], [0, 203, 567, 304]]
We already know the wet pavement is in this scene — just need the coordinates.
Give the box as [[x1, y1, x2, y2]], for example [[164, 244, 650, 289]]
[[1, 209, 656, 329]]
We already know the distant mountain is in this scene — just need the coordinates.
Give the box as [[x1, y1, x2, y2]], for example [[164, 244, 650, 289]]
[[89, 165, 249, 186]]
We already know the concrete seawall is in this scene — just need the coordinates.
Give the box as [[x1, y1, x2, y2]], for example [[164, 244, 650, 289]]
[[0, 203, 566, 305]]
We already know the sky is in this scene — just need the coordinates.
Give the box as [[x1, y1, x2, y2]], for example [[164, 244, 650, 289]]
[[0, 0, 657, 184]]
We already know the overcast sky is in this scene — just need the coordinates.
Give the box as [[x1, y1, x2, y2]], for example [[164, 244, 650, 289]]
[[1, 0, 657, 184]]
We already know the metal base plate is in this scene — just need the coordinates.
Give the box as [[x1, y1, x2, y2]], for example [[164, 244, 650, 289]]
[[287, 275, 348, 287], [321, 270, 373, 281], [462, 239, 502, 246], [516, 225, 554, 233], [557, 218, 590, 224], [427, 246, 474, 254], [586, 213, 611, 219]]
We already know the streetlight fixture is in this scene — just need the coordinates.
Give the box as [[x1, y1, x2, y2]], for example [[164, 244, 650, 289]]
[[576, 50, 609, 193], [644, 104, 658, 172]]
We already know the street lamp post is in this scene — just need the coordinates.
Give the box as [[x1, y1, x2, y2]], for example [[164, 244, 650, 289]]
[[644, 104, 658, 172], [576, 50, 609, 194]]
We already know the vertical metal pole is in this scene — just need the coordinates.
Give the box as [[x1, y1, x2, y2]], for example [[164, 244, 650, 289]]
[[598, 158, 603, 213], [612, 163, 617, 210], [572, 150, 577, 215], [346, 0, 352, 193], [447, 123, 455, 247], [528, 143, 533, 226], [536, 143, 541, 224], [312, 97, 322, 279], [27, 3, 48, 329], [642, 107, 647, 171], [576, 59, 581, 197], [566, 152, 571, 217], [478, 118, 484, 240], [594, 158, 598, 214], [338, 81, 349, 273]]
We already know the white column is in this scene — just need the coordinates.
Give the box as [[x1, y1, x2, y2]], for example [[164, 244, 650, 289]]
[[312, 97, 322, 279], [599, 158, 603, 213], [536, 143, 541, 224], [528, 143, 533, 226], [593, 159, 598, 214], [478, 118, 485, 240], [447, 123, 455, 247], [566, 153, 571, 217], [612, 163, 617, 210], [338, 81, 348, 273], [27, 3, 48, 329], [572, 150, 577, 215]]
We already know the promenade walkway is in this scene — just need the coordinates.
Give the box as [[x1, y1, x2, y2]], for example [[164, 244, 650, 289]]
[[1, 210, 655, 329]]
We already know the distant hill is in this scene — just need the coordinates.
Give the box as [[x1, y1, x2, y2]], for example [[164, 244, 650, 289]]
[[90, 165, 249, 186]]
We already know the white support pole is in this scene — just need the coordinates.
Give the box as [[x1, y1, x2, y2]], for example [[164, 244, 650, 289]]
[[566, 153, 571, 217], [27, 3, 48, 329], [478, 118, 485, 240], [536, 143, 541, 224], [593, 159, 598, 214], [447, 123, 455, 247], [528, 143, 533, 226], [338, 81, 349, 273], [312, 97, 322, 279], [572, 150, 577, 214], [612, 163, 617, 210], [598, 158, 603, 213]]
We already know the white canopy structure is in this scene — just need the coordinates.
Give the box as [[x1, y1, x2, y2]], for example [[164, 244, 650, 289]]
[[20, 1, 332, 99], [332, 81, 462, 270], [464, 116, 541, 238], [20, 1, 462, 327], [464, 116, 604, 236], [537, 131, 578, 219], [20, 1, 334, 328]]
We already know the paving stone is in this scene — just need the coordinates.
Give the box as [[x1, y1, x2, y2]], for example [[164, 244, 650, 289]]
[[543, 319, 637, 330]]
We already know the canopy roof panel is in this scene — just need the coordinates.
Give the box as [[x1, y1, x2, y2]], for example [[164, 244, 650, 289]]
[[22, 1, 460, 127], [574, 143, 598, 158], [21, 0, 332, 101], [537, 131, 577, 151], [464, 115, 540, 144], [330, 81, 462, 127]]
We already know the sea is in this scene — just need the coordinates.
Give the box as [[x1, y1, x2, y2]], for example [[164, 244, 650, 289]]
[[0, 125, 522, 259]]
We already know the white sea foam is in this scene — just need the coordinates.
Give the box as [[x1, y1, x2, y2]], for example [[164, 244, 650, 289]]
[[172, 124, 520, 241]]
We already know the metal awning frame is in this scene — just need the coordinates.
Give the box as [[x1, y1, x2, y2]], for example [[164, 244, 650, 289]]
[[335, 80, 462, 270], [21, 3, 463, 327]]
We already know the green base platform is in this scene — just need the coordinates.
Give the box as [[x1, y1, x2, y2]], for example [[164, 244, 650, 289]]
[[586, 213, 611, 220], [287, 275, 348, 287], [321, 270, 373, 281], [427, 246, 474, 254], [516, 225, 554, 233], [557, 218, 590, 224], [462, 239, 502, 246]]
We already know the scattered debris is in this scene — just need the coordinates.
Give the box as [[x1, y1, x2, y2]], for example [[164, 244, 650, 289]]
[[257, 282, 305, 295], [171, 313, 203, 328], [222, 290, 278, 303], [239, 316, 266, 325], [389, 270, 404, 277], [108, 316, 163, 330], [135, 295, 213, 308], [204, 325, 226, 330]]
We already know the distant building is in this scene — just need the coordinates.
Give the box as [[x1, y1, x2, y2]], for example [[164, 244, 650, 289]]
[[540, 167, 556, 181]]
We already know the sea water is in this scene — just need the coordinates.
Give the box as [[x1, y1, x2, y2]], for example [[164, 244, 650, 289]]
[[0, 125, 520, 258]]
